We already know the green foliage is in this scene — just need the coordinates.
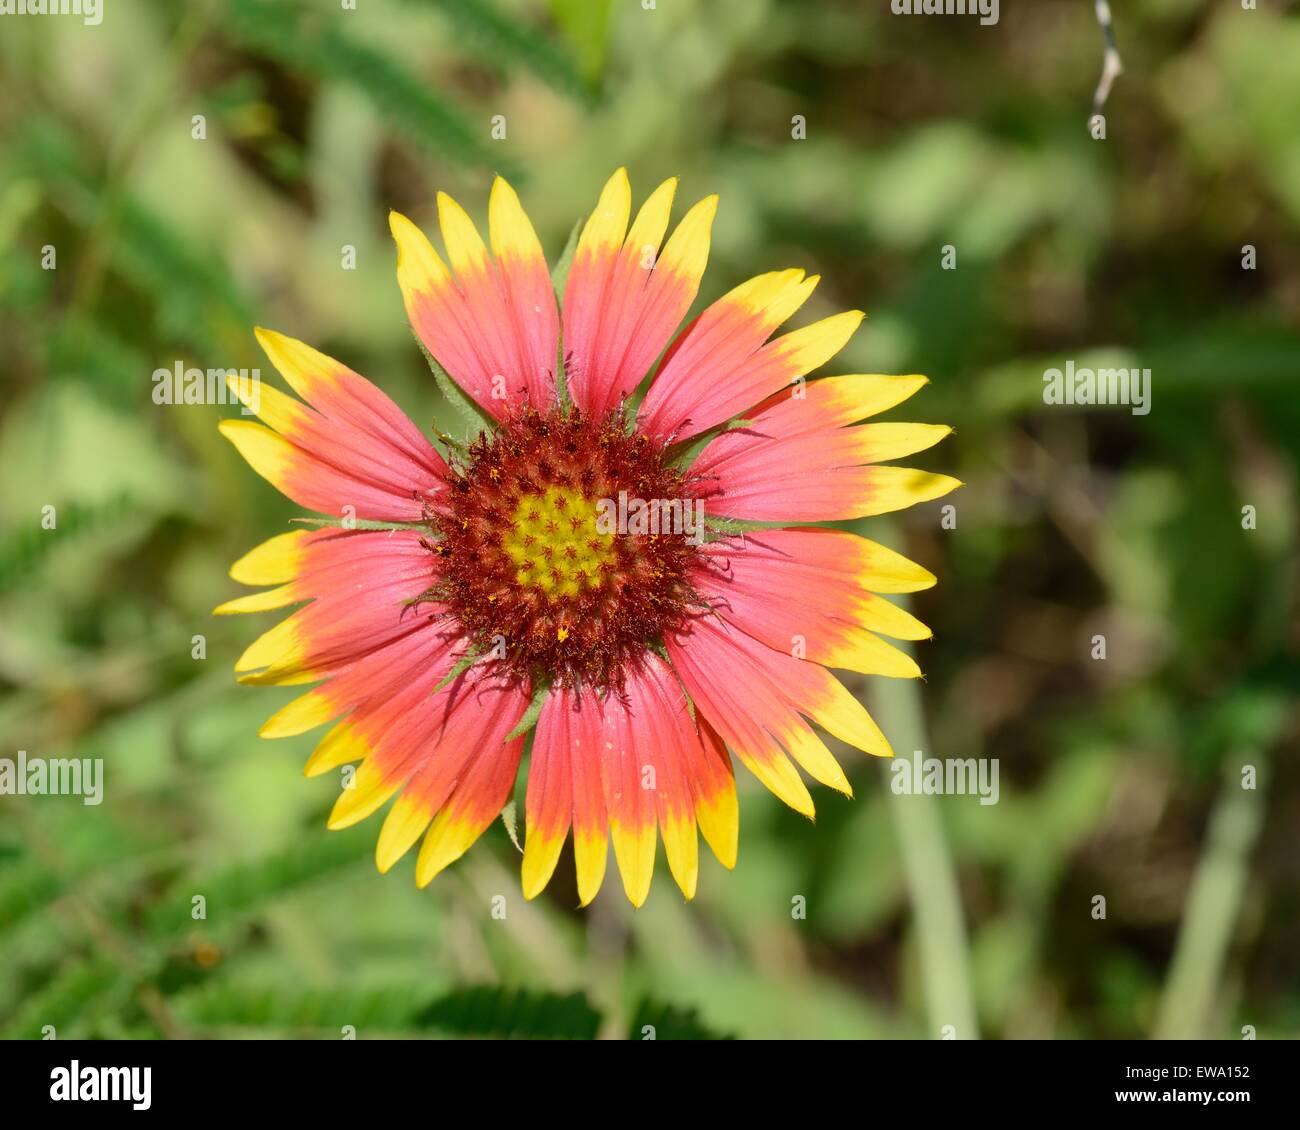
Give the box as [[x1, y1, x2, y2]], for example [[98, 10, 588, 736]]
[[144, 832, 373, 940], [551, 218, 582, 409], [1, 960, 122, 1041], [433, 650, 488, 693], [414, 0, 595, 101], [627, 998, 733, 1041], [0, 495, 136, 594], [46, 317, 154, 409], [171, 983, 432, 1034], [223, 0, 514, 176], [550, 218, 583, 302], [668, 417, 751, 469], [504, 681, 550, 741], [415, 986, 601, 1039], [0, 860, 68, 938], [549, 0, 613, 88]]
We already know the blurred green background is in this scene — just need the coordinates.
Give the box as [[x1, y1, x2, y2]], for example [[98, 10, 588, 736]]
[[1, 0, 1297, 1040]]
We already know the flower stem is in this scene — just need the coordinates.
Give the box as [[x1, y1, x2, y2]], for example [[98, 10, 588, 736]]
[[869, 635, 979, 1040], [1153, 755, 1263, 1039]]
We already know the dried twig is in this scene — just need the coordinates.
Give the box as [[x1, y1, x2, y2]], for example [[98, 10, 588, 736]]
[[1091, 0, 1123, 123]]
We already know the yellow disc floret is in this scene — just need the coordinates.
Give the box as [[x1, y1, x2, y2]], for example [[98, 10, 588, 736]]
[[503, 485, 615, 600]]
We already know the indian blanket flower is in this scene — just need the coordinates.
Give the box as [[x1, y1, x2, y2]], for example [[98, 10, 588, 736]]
[[217, 170, 958, 906]]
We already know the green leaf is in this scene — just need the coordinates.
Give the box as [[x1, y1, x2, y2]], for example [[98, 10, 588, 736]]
[[414, 333, 497, 444], [668, 418, 753, 469], [144, 832, 371, 939], [14, 120, 256, 356], [289, 516, 427, 532], [46, 316, 154, 410], [171, 983, 435, 1034], [433, 649, 484, 693], [551, 217, 583, 302], [0, 861, 68, 940], [414, 0, 593, 103], [702, 515, 793, 536], [1, 958, 123, 1040], [627, 997, 735, 1040], [0, 494, 137, 595], [550, 0, 614, 88], [225, 0, 510, 175], [415, 985, 602, 1039], [505, 682, 550, 741], [499, 800, 521, 852]]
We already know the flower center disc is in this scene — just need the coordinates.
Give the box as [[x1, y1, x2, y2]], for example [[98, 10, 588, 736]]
[[503, 485, 615, 600], [427, 407, 703, 691]]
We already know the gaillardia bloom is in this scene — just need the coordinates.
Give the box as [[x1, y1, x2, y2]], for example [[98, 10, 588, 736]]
[[218, 170, 958, 906]]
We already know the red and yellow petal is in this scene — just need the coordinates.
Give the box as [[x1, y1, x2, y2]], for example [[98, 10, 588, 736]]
[[698, 453, 959, 523], [567, 176, 675, 416], [220, 331, 446, 522], [227, 529, 309, 586], [568, 688, 610, 906], [414, 706, 528, 885], [668, 614, 896, 819], [598, 684, 658, 907], [710, 619, 894, 761], [224, 529, 439, 686], [559, 168, 631, 415], [689, 368, 959, 521], [316, 664, 530, 880], [640, 284, 862, 443], [694, 531, 929, 678], [630, 660, 702, 900], [746, 373, 932, 435], [262, 626, 453, 740], [563, 171, 718, 417], [488, 177, 561, 406], [520, 658, 738, 905], [690, 718, 739, 870], [697, 529, 936, 630], [522, 688, 577, 899], [368, 669, 529, 878], [638, 269, 818, 439], [391, 179, 559, 417], [667, 622, 817, 818]]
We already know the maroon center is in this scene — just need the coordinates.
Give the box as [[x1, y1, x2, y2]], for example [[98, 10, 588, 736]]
[[424, 407, 706, 691]]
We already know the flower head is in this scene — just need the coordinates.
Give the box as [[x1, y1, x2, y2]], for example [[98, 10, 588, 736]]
[[218, 170, 959, 906]]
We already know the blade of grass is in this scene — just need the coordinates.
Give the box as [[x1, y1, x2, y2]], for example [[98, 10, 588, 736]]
[[1153, 753, 1264, 1039], [862, 517, 978, 1040]]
